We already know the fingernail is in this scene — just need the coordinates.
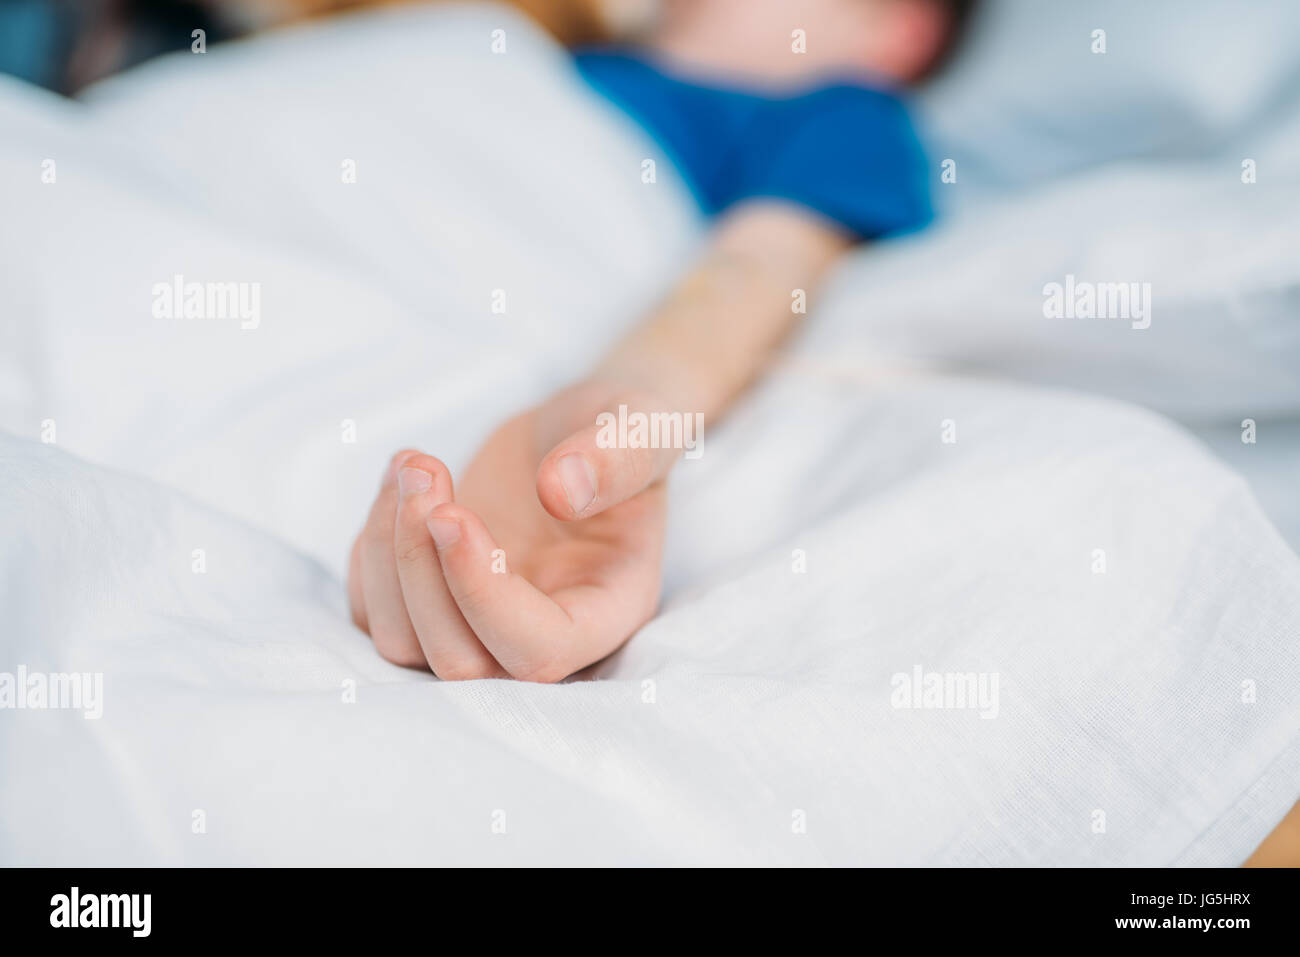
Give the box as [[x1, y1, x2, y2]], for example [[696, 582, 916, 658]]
[[397, 467, 432, 496], [428, 517, 461, 549], [384, 452, 412, 486], [557, 453, 596, 515]]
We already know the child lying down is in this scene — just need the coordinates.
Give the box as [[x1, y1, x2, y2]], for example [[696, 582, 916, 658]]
[[343, 0, 970, 681], [36, 0, 1295, 868]]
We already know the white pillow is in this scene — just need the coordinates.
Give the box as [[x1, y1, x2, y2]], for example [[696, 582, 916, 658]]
[[920, 0, 1300, 194], [807, 162, 1300, 422]]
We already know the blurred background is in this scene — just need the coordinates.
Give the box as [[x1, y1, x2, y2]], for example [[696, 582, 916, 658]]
[[0, 0, 616, 92], [0, 0, 240, 92]]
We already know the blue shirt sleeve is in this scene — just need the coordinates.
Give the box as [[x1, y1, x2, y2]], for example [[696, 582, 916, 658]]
[[574, 51, 932, 241]]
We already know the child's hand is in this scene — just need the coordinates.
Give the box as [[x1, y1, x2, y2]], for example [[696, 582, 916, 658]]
[[347, 384, 676, 682], [348, 205, 846, 681]]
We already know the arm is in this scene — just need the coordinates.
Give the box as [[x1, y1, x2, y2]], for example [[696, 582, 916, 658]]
[[348, 202, 853, 681], [594, 201, 852, 421], [1245, 799, 1300, 867], [527, 201, 852, 519]]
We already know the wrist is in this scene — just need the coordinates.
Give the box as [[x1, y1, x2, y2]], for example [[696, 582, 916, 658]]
[[533, 379, 695, 469], [535, 376, 668, 431]]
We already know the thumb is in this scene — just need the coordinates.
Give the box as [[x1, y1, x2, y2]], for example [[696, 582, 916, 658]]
[[535, 401, 690, 520]]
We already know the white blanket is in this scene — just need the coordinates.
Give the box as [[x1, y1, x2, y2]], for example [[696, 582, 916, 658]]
[[1, 4, 1298, 865]]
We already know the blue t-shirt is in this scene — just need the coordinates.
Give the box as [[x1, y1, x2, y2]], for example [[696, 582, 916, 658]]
[[574, 50, 932, 240]]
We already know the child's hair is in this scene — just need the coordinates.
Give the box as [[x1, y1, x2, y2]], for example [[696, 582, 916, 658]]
[[503, 0, 611, 45], [229, 0, 612, 46], [922, 0, 980, 81]]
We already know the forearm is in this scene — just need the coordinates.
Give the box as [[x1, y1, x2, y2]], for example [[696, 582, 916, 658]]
[[526, 201, 851, 483], [590, 201, 852, 422]]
